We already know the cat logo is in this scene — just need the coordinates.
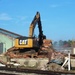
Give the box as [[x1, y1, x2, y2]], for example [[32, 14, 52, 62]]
[[19, 40, 28, 45]]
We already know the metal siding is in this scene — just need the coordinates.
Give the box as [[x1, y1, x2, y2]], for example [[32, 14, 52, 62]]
[[0, 33, 14, 53]]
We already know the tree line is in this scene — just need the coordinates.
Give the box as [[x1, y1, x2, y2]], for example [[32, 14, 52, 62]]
[[53, 40, 75, 47]]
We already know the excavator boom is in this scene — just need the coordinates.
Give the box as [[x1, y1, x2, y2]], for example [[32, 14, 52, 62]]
[[29, 12, 43, 37], [29, 12, 44, 46]]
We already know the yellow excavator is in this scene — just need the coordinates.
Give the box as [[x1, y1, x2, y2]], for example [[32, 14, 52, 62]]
[[6, 12, 52, 58], [14, 12, 46, 52]]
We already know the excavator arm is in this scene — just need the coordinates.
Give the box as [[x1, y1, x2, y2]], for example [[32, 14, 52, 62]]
[[29, 12, 40, 37], [29, 12, 45, 46]]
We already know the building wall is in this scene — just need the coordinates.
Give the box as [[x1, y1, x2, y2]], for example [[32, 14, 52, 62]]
[[0, 33, 15, 53]]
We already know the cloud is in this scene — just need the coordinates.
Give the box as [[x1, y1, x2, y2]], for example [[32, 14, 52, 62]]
[[50, 1, 75, 8], [0, 13, 12, 20], [12, 15, 30, 26], [50, 4, 59, 8], [16, 16, 27, 21]]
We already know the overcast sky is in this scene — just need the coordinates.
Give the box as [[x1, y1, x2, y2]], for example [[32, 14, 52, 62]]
[[0, 0, 75, 41]]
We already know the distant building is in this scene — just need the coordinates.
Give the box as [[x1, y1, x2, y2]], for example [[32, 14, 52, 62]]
[[0, 28, 22, 54]]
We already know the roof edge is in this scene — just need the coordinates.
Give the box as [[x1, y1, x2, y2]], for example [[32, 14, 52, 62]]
[[0, 28, 22, 37]]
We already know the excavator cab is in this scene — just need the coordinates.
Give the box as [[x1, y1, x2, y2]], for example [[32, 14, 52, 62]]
[[15, 12, 44, 51]]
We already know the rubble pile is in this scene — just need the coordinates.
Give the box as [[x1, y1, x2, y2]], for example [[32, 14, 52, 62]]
[[5, 50, 38, 58], [3, 39, 67, 70], [38, 39, 56, 58], [0, 39, 70, 71]]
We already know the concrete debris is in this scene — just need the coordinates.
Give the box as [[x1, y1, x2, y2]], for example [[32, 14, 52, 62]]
[[47, 63, 65, 71], [0, 63, 6, 67]]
